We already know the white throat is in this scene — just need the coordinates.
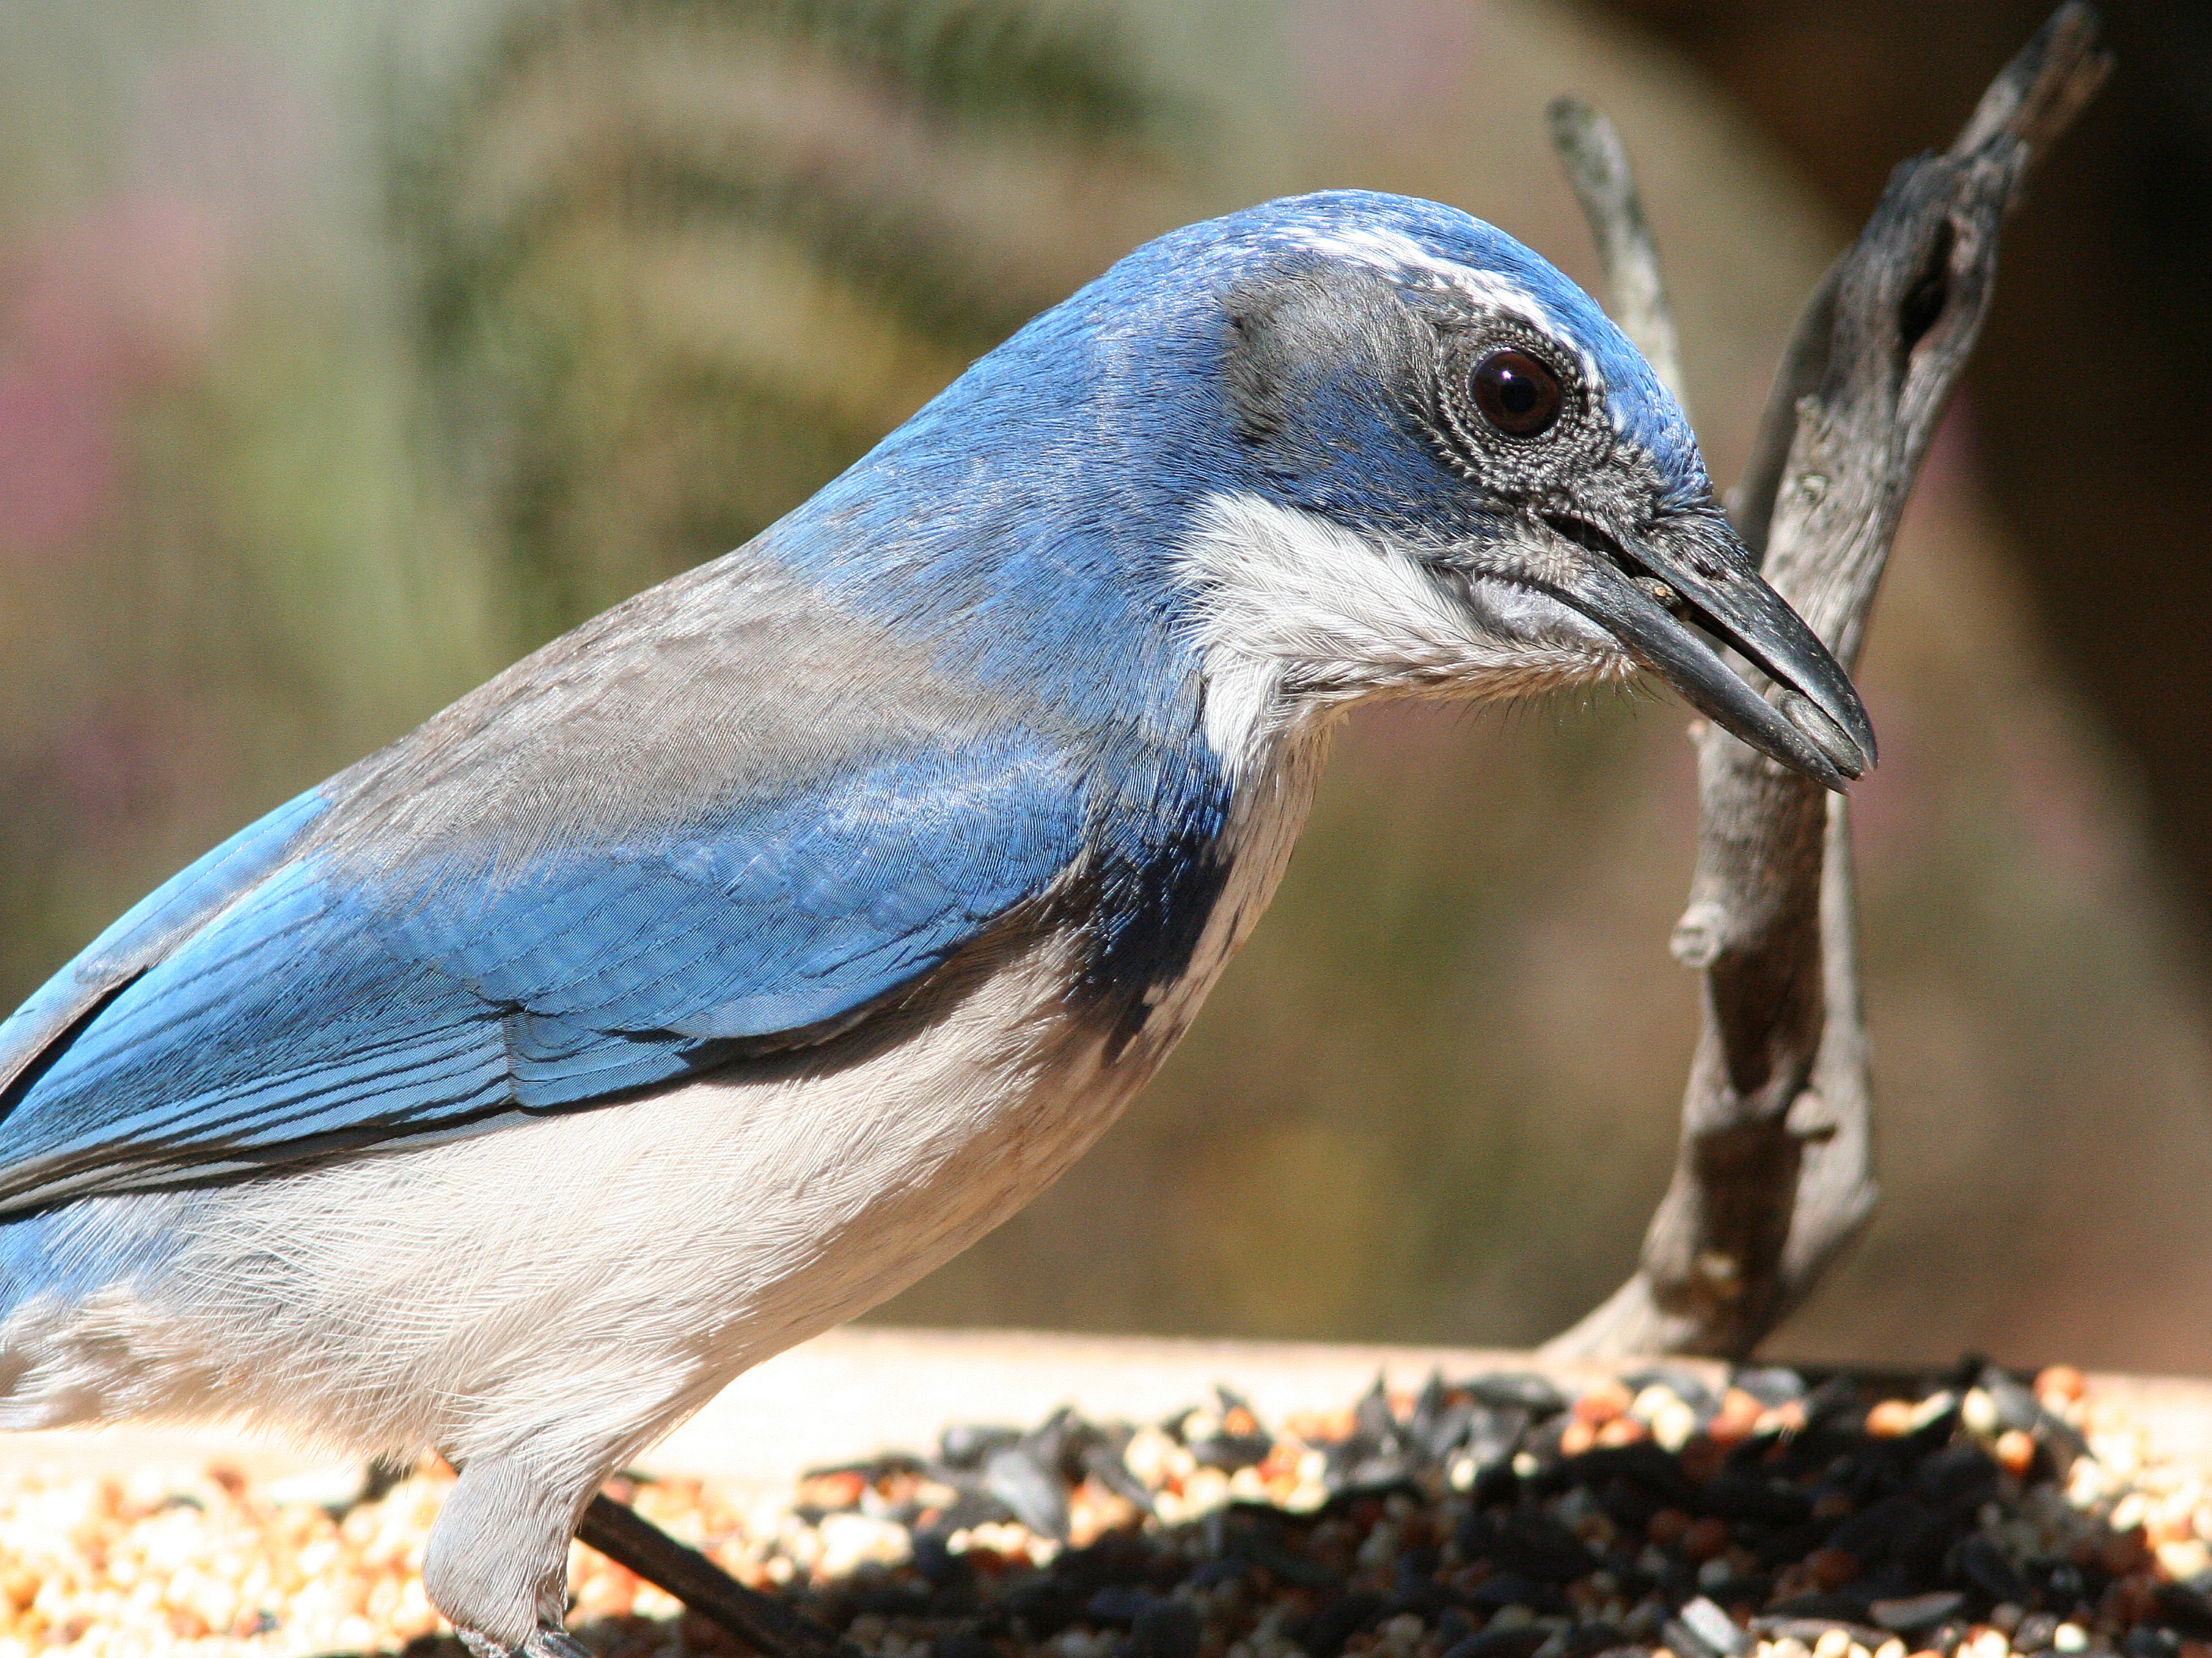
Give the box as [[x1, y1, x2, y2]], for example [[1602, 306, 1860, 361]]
[[1171, 490, 1625, 779]]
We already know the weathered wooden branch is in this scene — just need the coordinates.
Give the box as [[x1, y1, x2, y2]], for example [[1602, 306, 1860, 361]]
[[1547, 95, 1693, 423], [579, 1494, 863, 1658], [1542, 4, 2110, 1362]]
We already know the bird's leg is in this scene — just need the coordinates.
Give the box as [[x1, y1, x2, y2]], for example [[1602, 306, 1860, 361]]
[[428, 1449, 857, 1658], [422, 1454, 580, 1657], [457, 1629, 595, 1658], [521, 1632, 597, 1658]]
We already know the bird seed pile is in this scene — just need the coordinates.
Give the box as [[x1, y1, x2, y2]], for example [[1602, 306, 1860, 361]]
[[5, 1359, 2212, 1658]]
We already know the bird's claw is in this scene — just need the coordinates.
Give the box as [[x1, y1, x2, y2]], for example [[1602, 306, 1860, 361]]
[[524, 1632, 596, 1658], [458, 1628, 594, 1658]]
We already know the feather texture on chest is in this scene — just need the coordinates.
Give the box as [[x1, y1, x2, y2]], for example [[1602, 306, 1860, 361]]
[[1085, 721, 1330, 1070]]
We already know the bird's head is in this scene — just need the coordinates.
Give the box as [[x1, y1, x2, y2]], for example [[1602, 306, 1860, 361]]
[[1099, 191, 1873, 789]]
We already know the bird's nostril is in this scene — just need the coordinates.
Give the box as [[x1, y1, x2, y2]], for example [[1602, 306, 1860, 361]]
[[1543, 514, 1700, 617], [1541, 512, 1635, 576]]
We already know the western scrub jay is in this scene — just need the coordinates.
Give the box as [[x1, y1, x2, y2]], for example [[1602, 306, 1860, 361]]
[[0, 192, 1867, 1655]]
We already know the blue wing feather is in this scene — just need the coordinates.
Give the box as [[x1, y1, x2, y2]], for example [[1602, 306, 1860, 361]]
[[0, 734, 1087, 1210], [0, 785, 329, 1106]]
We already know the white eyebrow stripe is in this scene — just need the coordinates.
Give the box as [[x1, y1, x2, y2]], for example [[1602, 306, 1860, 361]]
[[1289, 227, 1556, 326], [1275, 223, 1615, 421]]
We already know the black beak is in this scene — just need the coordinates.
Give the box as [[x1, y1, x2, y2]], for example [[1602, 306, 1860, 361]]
[[1535, 509, 1875, 790]]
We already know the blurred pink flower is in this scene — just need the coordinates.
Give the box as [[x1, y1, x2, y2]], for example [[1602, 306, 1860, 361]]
[[0, 198, 227, 558], [0, 43, 316, 562]]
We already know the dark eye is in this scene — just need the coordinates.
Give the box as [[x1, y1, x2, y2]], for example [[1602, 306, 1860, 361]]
[[1469, 348, 1562, 439]]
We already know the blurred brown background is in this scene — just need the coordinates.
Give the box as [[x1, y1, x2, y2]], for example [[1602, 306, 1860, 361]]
[[0, 0, 2205, 1374]]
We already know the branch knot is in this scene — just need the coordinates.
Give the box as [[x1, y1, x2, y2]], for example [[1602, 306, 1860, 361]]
[[1669, 902, 1728, 969]]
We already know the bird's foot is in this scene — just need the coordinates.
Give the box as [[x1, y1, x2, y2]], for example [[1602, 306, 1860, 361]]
[[523, 1630, 596, 1658], [457, 1628, 594, 1658]]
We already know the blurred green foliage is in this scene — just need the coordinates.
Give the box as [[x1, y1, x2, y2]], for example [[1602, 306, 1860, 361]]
[[389, 0, 1190, 637]]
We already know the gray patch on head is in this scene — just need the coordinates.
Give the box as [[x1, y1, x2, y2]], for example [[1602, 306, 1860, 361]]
[[1220, 263, 1423, 457], [1217, 245, 1666, 555]]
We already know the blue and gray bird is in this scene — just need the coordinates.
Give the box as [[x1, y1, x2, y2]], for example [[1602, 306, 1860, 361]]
[[0, 193, 1867, 1651]]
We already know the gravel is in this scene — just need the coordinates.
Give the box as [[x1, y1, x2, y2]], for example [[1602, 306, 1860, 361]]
[[5, 1359, 2212, 1658]]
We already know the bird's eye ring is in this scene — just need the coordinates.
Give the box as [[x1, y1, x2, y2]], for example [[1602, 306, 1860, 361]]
[[1469, 348, 1562, 439]]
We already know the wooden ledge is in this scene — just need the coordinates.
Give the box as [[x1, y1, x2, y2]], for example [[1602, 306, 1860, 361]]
[[0, 1326, 2203, 1493]]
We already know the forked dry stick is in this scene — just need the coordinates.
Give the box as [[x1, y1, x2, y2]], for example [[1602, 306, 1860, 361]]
[[1542, 5, 2111, 1361], [1545, 95, 1693, 423]]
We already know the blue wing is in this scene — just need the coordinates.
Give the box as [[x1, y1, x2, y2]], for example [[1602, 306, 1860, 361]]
[[0, 728, 1087, 1213], [0, 784, 330, 1100]]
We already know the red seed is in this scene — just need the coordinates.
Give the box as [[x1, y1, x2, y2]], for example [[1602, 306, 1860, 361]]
[[2036, 1365, 2087, 1404], [1710, 1389, 1764, 1443], [794, 1469, 867, 1510], [1647, 1508, 1693, 1547], [1865, 1400, 1916, 1438], [1995, 1430, 2037, 1475], [1574, 1380, 1634, 1425], [1682, 1517, 1730, 1563], [1806, 1548, 1861, 1591]]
